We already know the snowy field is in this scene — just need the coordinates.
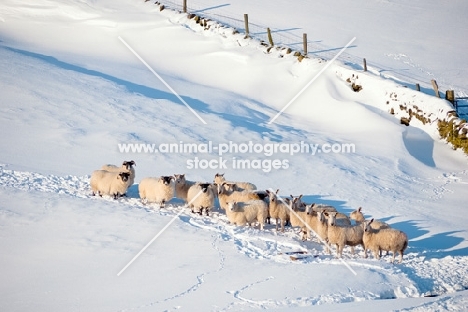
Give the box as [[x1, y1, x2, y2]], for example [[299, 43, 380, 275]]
[[1, 0, 468, 311]]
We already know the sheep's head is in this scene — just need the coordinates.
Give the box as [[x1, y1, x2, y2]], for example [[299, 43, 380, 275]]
[[118, 172, 131, 182], [123, 160, 136, 170], [317, 210, 326, 223], [255, 191, 268, 201], [364, 219, 374, 232], [217, 182, 235, 195], [270, 192, 277, 204], [216, 182, 225, 195], [266, 189, 280, 203], [213, 173, 225, 184], [350, 207, 365, 222], [227, 201, 238, 211], [290, 195, 303, 211], [174, 174, 186, 184], [199, 183, 211, 193], [326, 211, 337, 226], [160, 176, 174, 185]]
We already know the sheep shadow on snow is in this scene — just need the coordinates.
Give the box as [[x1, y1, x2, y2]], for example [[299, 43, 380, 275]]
[[382, 219, 468, 258]]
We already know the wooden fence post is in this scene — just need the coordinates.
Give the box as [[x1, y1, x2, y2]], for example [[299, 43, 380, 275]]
[[363, 58, 367, 71], [303, 33, 308, 55], [416, 83, 420, 91], [183, 0, 187, 13], [267, 28, 274, 46], [431, 79, 440, 98], [446, 90, 455, 104], [244, 14, 250, 38]]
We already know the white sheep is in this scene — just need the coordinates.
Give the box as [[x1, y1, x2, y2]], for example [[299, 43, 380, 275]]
[[101, 160, 136, 187], [300, 210, 331, 253], [350, 207, 391, 257], [363, 219, 408, 263], [265, 189, 290, 233], [225, 200, 269, 230], [186, 182, 216, 216], [214, 173, 257, 191], [216, 182, 262, 210], [325, 211, 364, 258], [90, 170, 131, 199], [138, 176, 175, 208], [173, 173, 196, 202]]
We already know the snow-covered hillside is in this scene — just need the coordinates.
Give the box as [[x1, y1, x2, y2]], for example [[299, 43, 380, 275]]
[[0, 0, 467, 311]]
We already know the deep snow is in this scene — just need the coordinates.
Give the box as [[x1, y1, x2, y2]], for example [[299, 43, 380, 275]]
[[0, 0, 467, 311]]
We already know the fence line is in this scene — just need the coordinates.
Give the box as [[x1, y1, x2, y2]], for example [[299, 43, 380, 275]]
[[153, 0, 466, 112]]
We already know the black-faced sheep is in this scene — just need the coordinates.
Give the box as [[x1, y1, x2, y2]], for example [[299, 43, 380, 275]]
[[139, 176, 175, 208], [90, 170, 131, 199], [186, 182, 216, 216]]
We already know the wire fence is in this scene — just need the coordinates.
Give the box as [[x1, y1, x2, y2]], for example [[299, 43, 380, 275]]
[[154, 0, 466, 115], [159, 0, 359, 61]]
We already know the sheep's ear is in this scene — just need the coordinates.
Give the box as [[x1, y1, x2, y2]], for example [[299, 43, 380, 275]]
[[369, 218, 374, 224], [324, 212, 329, 217], [275, 189, 279, 194], [265, 189, 270, 195], [298, 194, 303, 200], [290, 194, 294, 199], [358, 207, 362, 212]]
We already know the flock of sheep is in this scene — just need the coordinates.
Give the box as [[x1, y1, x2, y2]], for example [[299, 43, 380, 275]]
[[90, 160, 409, 263]]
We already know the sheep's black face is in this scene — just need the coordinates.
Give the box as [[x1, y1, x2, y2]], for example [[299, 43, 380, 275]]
[[200, 183, 210, 193], [123, 160, 135, 170], [119, 172, 130, 182], [162, 176, 173, 185]]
